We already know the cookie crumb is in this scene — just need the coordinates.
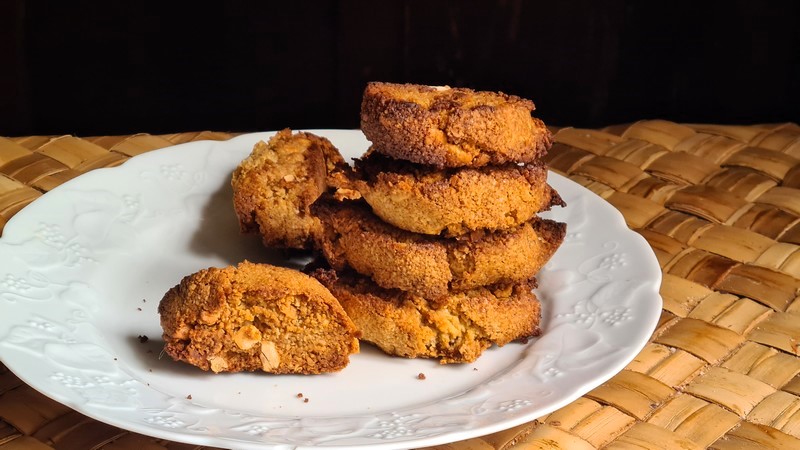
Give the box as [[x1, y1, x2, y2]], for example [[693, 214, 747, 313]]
[[303, 398, 309, 403], [137, 307, 142, 311], [186, 394, 192, 400], [138, 335, 149, 343], [417, 373, 426, 380], [296, 393, 303, 398]]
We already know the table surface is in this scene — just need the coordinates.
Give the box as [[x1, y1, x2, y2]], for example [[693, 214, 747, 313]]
[[1, 121, 799, 450]]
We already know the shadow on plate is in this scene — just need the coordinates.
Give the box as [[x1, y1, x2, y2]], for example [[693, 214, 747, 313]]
[[122, 335, 201, 376], [187, 177, 313, 271]]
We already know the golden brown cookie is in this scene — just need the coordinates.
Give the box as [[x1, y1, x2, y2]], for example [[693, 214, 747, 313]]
[[360, 82, 552, 167], [158, 261, 360, 374], [312, 200, 565, 300], [335, 151, 564, 236], [231, 129, 348, 249], [312, 268, 541, 364]]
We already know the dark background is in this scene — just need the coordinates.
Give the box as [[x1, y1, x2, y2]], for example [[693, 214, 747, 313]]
[[1, 0, 798, 137]]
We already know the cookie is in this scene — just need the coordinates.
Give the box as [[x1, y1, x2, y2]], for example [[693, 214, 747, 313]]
[[312, 268, 541, 364], [335, 151, 563, 236], [231, 129, 348, 249], [158, 261, 360, 374], [360, 82, 551, 167], [313, 199, 565, 299]]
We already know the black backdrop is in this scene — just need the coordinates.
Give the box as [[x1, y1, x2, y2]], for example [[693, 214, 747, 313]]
[[2, 0, 799, 137]]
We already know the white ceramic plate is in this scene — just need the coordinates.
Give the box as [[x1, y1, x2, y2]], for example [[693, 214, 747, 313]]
[[0, 130, 662, 450]]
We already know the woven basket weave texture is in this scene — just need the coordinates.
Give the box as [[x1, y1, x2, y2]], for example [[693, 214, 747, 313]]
[[1, 121, 799, 449]]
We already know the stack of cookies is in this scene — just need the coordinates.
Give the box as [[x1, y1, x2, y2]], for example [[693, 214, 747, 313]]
[[312, 82, 566, 364], [163, 83, 565, 375]]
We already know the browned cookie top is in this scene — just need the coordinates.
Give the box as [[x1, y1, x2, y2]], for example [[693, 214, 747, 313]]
[[360, 82, 552, 167]]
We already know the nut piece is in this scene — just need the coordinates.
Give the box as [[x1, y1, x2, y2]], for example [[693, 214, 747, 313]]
[[208, 356, 229, 373], [175, 324, 190, 339], [233, 324, 262, 350], [259, 341, 281, 371], [200, 309, 221, 324]]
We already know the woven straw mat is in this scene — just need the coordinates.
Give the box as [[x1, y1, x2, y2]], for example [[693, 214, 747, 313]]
[[1, 121, 799, 450]]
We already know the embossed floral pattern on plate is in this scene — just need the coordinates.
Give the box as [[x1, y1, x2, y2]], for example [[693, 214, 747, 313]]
[[0, 130, 662, 450]]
